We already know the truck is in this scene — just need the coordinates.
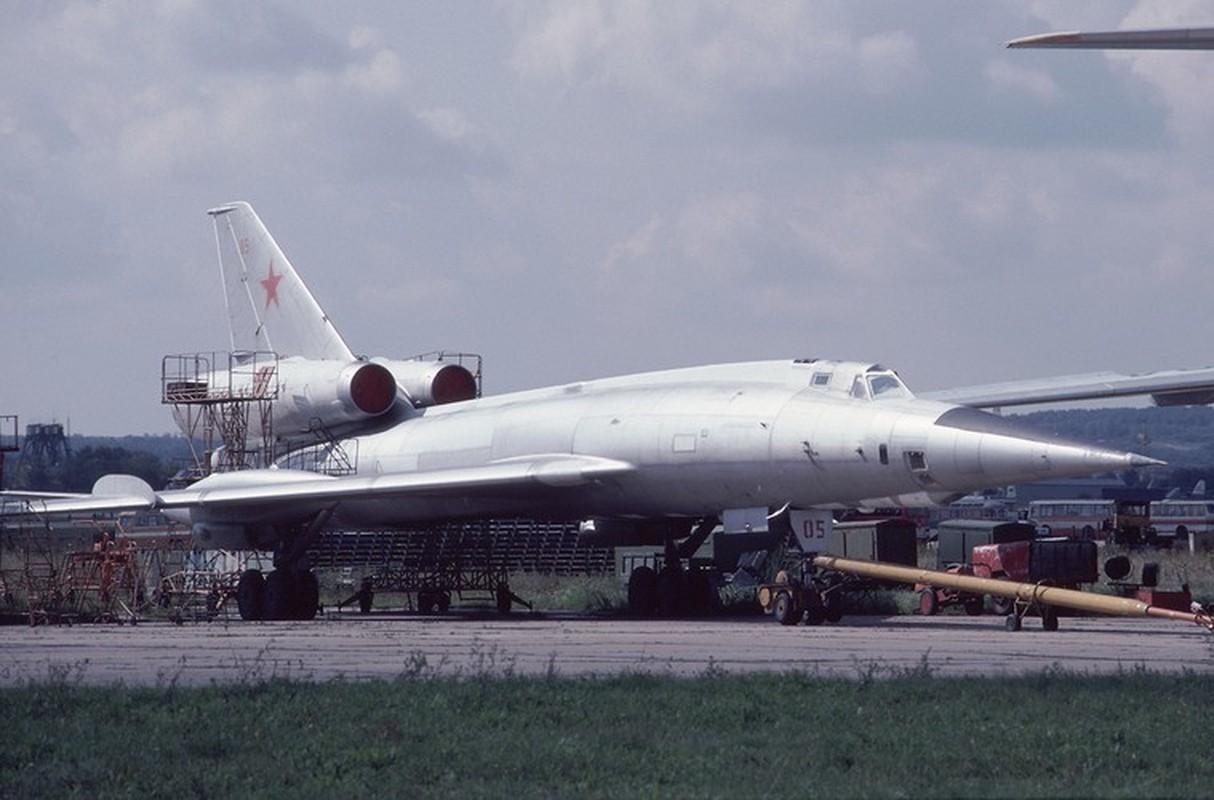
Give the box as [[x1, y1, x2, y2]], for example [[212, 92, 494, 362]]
[[919, 519, 1098, 627]]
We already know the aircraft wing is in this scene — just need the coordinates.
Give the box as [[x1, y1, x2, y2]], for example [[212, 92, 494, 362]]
[[1, 455, 636, 520], [0, 474, 160, 517], [1008, 27, 1214, 50], [921, 367, 1214, 409]]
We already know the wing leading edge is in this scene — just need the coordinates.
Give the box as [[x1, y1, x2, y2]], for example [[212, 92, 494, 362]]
[[0, 455, 636, 521], [921, 367, 1214, 409], [1008, 27, 1214, 50]]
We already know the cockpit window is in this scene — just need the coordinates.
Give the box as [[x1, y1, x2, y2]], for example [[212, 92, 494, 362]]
[[866, 372, 910, 400], [850, 377, 868, 400]]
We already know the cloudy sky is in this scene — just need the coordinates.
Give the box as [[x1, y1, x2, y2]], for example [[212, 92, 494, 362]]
[[4, 0, 1214, 435]]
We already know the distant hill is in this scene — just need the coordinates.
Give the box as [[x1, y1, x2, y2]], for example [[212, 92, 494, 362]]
[[4, 434, 195, 492], [66, 434, 195, 464]]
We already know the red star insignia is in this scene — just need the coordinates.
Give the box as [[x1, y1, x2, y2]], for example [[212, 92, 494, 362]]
[[260, 259, 284, 309]]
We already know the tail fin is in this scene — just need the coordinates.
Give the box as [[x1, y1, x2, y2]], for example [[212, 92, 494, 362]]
[[208, 202, 354, 361]]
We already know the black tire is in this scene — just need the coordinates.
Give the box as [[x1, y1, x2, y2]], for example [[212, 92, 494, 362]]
[[627, 566, 658, 616], [963, 595, 984, 617], [1042, 606, 1059, 632], [823, 590, 844, 624], [264, 570, 295, 621], [294, 570, 320, 620], [655, 565, 686, 617], [236, 569, 266, 621], [773, 592, 799, 626], [1005, 614, 1022, 632]]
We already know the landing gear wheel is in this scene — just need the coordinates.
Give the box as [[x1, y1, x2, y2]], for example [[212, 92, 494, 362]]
[[803, 587, 827, 626], [773, 591, 799, 626], [655, 565, 686, 617], [627, 566, 658, 616], [264, 570, 295, 621], [823, 589, 844, 624], [294, 570, 320, 620], [236, 569, 266, 621], [919, 587, 939, 616]]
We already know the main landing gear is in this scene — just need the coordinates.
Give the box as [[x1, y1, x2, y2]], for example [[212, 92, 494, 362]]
[[626, 518, 721, 617], [236, 568, 320, 621]]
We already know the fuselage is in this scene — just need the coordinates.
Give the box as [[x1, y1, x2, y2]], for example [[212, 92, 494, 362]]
[[286, 359, 1146, 527]]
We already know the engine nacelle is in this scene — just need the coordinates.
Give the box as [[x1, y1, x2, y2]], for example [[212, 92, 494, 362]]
[[272, 358, 399, 435], [373, 357, 478, 408]]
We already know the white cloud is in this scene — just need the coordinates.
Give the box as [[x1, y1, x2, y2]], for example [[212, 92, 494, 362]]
[[985, 59, 1062, 102]]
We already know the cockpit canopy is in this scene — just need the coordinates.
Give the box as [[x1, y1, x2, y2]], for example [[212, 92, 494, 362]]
[[796, 359, 913, 401]]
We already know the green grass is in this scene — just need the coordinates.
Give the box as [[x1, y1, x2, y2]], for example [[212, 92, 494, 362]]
[[2, 667, 1213, 798]]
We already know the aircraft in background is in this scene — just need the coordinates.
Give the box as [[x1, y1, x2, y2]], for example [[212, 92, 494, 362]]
[[922, 24, 1214, 407], [1009, 26, 1214, 50], [0, 203, 1169, 620]]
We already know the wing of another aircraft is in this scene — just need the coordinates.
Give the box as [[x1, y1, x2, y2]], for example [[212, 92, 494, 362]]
[[1009, 27, 1214, 50], [921, 366, 1214, 409]]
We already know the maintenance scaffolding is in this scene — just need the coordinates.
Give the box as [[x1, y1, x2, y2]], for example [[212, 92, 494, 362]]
[[162, 351, 280, 476]]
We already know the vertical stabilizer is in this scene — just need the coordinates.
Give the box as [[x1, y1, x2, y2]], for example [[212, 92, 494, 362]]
[[208, 202, 354, 361]]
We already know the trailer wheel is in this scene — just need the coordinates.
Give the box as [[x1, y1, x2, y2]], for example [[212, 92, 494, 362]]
[[1041, 606, 1059, 632], [990, 596, 1014, 616], [1005, 614, 1022, 632], [963, 595, 984, 617], [918, 588, 939, 616], [773, 592, 799, 626]]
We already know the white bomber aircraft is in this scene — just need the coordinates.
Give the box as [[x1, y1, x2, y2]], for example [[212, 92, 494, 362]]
[[2, 203, 1170, 621]]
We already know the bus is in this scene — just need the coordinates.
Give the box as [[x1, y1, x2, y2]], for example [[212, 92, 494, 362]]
[[1026, 500, 1114, 540], [1149, 500, 1214, 550]]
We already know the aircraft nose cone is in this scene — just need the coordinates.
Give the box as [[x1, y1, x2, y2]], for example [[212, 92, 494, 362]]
[[931, 406, 1163, 484]]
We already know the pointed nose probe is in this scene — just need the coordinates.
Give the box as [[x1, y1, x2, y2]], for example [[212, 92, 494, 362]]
[[931, 406, 1164, 485]]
